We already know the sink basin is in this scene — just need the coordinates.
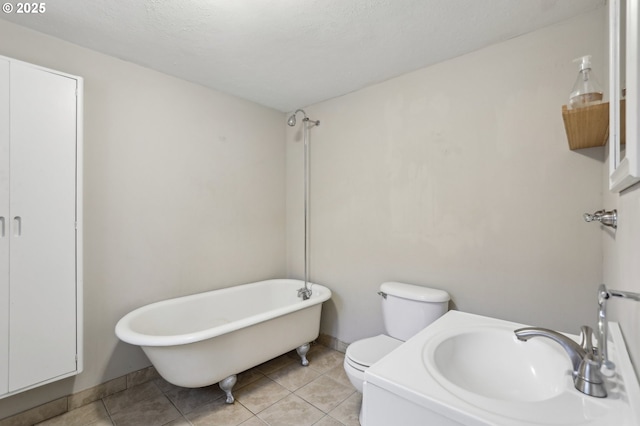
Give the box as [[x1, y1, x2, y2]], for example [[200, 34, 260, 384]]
[[363, 311, 640, 426], [426, 325, 570, 403]]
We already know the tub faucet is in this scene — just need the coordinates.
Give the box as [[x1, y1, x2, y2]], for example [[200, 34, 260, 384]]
[[298, 286, 312, 300], [514, 326, 607, 398]]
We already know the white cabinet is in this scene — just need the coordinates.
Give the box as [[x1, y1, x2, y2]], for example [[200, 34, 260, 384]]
[[0, 54, 9, 398], [609, 0, 640, 191], [0, 56, 83, 398]]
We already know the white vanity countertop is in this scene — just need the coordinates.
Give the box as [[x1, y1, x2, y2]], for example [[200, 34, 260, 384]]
[[364, 310, 640, 426]]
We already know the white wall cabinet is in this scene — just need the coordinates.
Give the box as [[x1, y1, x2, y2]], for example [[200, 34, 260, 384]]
[[609, 0, 640, 191], [0, 56, 83, 398]]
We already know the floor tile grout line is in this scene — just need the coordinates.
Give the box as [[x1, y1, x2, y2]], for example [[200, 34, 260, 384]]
[[293, 375, 357, 418], [159, 386, 191, 424], [312, 413, 344, 426], [243, 385, 293, 417], [99, 398, 117, 425], [102, 385, 161, 418]]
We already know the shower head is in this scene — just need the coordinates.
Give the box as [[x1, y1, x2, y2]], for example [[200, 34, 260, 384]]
[[287, 109, 320, 127]]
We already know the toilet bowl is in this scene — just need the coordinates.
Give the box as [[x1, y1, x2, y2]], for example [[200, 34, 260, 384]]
[[344, 334, 403, 393], [343, 282, 450, 424]]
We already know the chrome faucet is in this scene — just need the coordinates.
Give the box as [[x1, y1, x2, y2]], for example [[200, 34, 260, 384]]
[[514, 284, 640, 398], [297, 286, 312, 300], [514, 326, 607, 398]]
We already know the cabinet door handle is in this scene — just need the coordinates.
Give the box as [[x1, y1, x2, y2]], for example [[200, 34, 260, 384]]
[[13, 216, 21, 237], [0, 216, 4, 237]]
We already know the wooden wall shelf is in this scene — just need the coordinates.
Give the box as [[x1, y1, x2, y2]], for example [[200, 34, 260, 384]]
[[561, 100, 626, 151], [562, 102, 609, 150]]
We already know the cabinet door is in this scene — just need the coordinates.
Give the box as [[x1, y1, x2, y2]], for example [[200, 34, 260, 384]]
[[0, 58, 9, 396], [609, 0, 640, 191], [8, 62, 78, 391]]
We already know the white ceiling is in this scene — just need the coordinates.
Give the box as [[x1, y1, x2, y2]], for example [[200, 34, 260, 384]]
[[1, 0, 605, 112]]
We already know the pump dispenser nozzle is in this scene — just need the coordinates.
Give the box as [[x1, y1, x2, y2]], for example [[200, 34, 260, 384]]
[[574, 55, 593, 71], [569, 55, 603, 109]]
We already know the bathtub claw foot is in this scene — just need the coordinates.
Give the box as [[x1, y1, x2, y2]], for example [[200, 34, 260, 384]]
[[219, 374, 237, 404], [296, 343, 310, 366]]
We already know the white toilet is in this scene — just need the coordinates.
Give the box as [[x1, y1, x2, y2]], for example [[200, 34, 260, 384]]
[[343, 282, 450, 422]]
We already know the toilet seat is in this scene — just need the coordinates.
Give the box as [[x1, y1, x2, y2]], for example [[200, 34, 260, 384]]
[[345, 334, 402, 371]]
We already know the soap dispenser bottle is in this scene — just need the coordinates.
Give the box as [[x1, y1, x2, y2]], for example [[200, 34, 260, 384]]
[[569, 55, 603, 109]]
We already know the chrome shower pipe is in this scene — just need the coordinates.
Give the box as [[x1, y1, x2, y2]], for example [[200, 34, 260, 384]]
[[288, 109, 320, 127], [287, 109, 319, 300]]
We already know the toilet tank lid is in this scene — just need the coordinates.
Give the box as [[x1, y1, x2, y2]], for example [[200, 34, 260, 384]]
[[380, 282, 450, 302]]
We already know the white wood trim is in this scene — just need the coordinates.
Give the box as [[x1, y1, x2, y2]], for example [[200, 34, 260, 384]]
[[610, 0, 640, 191]]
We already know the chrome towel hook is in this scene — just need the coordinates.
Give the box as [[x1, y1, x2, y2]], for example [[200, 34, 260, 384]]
[[583, 209, 617, 229]]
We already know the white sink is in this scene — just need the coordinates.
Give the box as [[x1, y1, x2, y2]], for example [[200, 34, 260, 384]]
[[363, 311, 640, 426], [427, 325, 569, 403]]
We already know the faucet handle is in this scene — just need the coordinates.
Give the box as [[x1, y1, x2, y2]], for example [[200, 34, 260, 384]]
[[575, 353, 607, 398], [579, 325, 596, 355], [579, 325, 616, 378]]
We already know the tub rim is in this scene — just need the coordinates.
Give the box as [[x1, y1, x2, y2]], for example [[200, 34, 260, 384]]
[[115, 279, 331, 347]]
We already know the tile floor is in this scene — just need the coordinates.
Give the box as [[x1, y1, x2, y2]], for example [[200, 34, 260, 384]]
[[36, 344, 361, 426]]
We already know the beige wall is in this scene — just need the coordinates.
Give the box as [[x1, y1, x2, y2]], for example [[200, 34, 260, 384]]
[[0, 20, 286, 417], [287, 9, 606, 344]]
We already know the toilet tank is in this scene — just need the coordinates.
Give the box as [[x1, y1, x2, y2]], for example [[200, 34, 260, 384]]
[[380, 282, 450, 341]]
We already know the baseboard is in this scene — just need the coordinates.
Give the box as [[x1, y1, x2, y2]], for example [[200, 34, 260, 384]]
[[317, 333, 349, 353]]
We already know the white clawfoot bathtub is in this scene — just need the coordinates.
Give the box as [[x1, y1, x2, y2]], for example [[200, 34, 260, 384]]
[[115, 279, 331, 403]]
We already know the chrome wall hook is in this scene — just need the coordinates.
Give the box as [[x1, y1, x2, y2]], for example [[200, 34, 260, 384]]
[[583, 209, 617, 229]]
